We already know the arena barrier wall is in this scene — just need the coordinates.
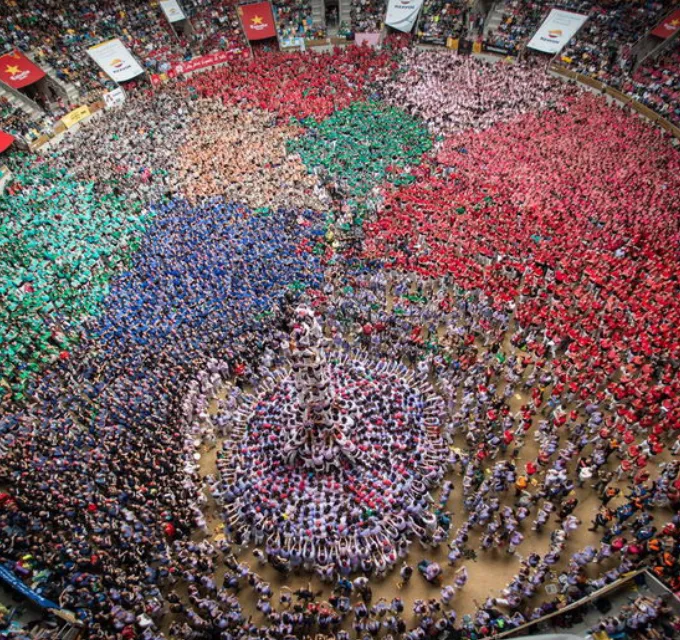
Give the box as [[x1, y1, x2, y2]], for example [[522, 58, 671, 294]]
[[493, 569, 680, 639]]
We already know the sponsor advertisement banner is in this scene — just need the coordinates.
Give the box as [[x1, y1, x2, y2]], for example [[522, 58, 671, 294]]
[[87, 39, 145, 82], [651, 9, 680, 39], [160, 0, 186, 23], [61, 105, 91, 128], [527, 9, 588, 54], [385, 0, 424, 33], [0, 50, 46, 89], [168, 49, 245, 77], [238, 2, 277, 41]]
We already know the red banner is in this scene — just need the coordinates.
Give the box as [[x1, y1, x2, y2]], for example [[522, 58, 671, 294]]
[[238, 2, 277, 41], [0, 131, 15, 153], [0, 50, 46, 89], [168, 49, 247, 78], [652, 9, 680, 39]]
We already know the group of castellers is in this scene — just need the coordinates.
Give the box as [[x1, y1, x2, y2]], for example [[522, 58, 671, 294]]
[[205, 306, 452, 575]]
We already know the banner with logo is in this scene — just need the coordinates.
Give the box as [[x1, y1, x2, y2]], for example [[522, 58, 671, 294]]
[[527, 9, 588, 54], [238, 2, 277, 41], [61, 105, 90, 128], [103, 87, 126, 109], [0, 50, 46, 89], [651, 9, 680, 39], [160, 0, 186, 23], [385, 0, 424, 33], [87, 39, 145, 82], [167, 49, 245, 77]]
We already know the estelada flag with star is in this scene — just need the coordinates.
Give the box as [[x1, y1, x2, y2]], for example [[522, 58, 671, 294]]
[[0, 50, 46, 89], [652, 8, 680, 39], [238, 2, 277, 41]]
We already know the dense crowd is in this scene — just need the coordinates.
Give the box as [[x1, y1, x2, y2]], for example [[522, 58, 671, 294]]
[[273, 0, 320, 45], [417, 0, 468, 45], [0, 97, 51, 142], [2, 0, 680, 139], [605, 41, 680, 126], [1, 42, 680, 640], [487, 0, 671, 63], [0, 0, 245, 93], [381, 51, 566, 135], [350, 0, 386, 32]]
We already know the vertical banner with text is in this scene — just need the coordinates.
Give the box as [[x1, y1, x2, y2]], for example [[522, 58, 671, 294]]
[[238, 2, 278, 40], [87, 39, 145, 82], [385, 0, 424, 34], [160, 0, 186, 23], [527, 9, 588, 54]]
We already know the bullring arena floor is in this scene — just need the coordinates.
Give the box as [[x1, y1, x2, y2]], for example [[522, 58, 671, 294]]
[[1, 41, 680, 640]]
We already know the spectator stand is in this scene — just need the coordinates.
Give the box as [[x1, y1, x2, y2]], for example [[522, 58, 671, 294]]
[[494, 569, 680, 639], [415, 0, 469, 47], [550, 61, 680, 140]]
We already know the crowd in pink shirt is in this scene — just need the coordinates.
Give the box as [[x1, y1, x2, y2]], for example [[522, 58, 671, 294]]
[[381, 50, 566, 135]]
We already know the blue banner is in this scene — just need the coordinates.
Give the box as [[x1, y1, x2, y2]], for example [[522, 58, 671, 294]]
[[0, 565, 60, 610]]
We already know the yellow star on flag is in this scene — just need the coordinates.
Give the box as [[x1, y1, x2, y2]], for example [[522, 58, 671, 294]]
[[5, 65, 21, 75], [251, 15, 264, 24]]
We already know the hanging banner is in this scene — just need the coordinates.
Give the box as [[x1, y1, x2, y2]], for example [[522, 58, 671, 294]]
[[527, 9, 588, 54], [167, 49, 244, 77], [61, 105, 90, 128], [385, 0, 424, 34], [238, 2, 277, 41], [0, 50, 46, 89], [651, 9, 680, 39], [0, 131, 14, 154], [103, 87, 126, 109], [160, 0, 186, 23], [87, 39, 145, 82], [0, 566, 60, 611]]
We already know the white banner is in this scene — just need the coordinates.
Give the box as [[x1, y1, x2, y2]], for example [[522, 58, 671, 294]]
[[103, 87, 126, 109], [385, 0, 424, 33], [87, 39, 145, 82], [528, 9, 588, 54], [160, 0, 186, 23]]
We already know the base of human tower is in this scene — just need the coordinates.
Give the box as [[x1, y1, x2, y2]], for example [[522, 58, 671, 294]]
[[214, 307, 451, 573]]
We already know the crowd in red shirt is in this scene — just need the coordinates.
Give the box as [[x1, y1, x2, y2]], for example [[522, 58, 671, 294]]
[[365, 90, 680, 446]]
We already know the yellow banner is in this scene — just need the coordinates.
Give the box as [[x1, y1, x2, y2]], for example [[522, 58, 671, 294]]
[[447, 38, 459, 51], [62, 105, 90, 129], [472, 41, 482, 54]]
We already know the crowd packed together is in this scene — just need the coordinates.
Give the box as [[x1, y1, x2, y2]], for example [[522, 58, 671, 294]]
[[2, 0, 680, 140], [0, 97, 51, 142], [484, 0, 680, 126], [487, 0, 671, 62], [603, 41, 680, 126], [273, 0, 321, 44], [1, 40, 680, 640], [381, 50, 564, 135], [417, 0, 468, 45], [0, 0, 246, 93]]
